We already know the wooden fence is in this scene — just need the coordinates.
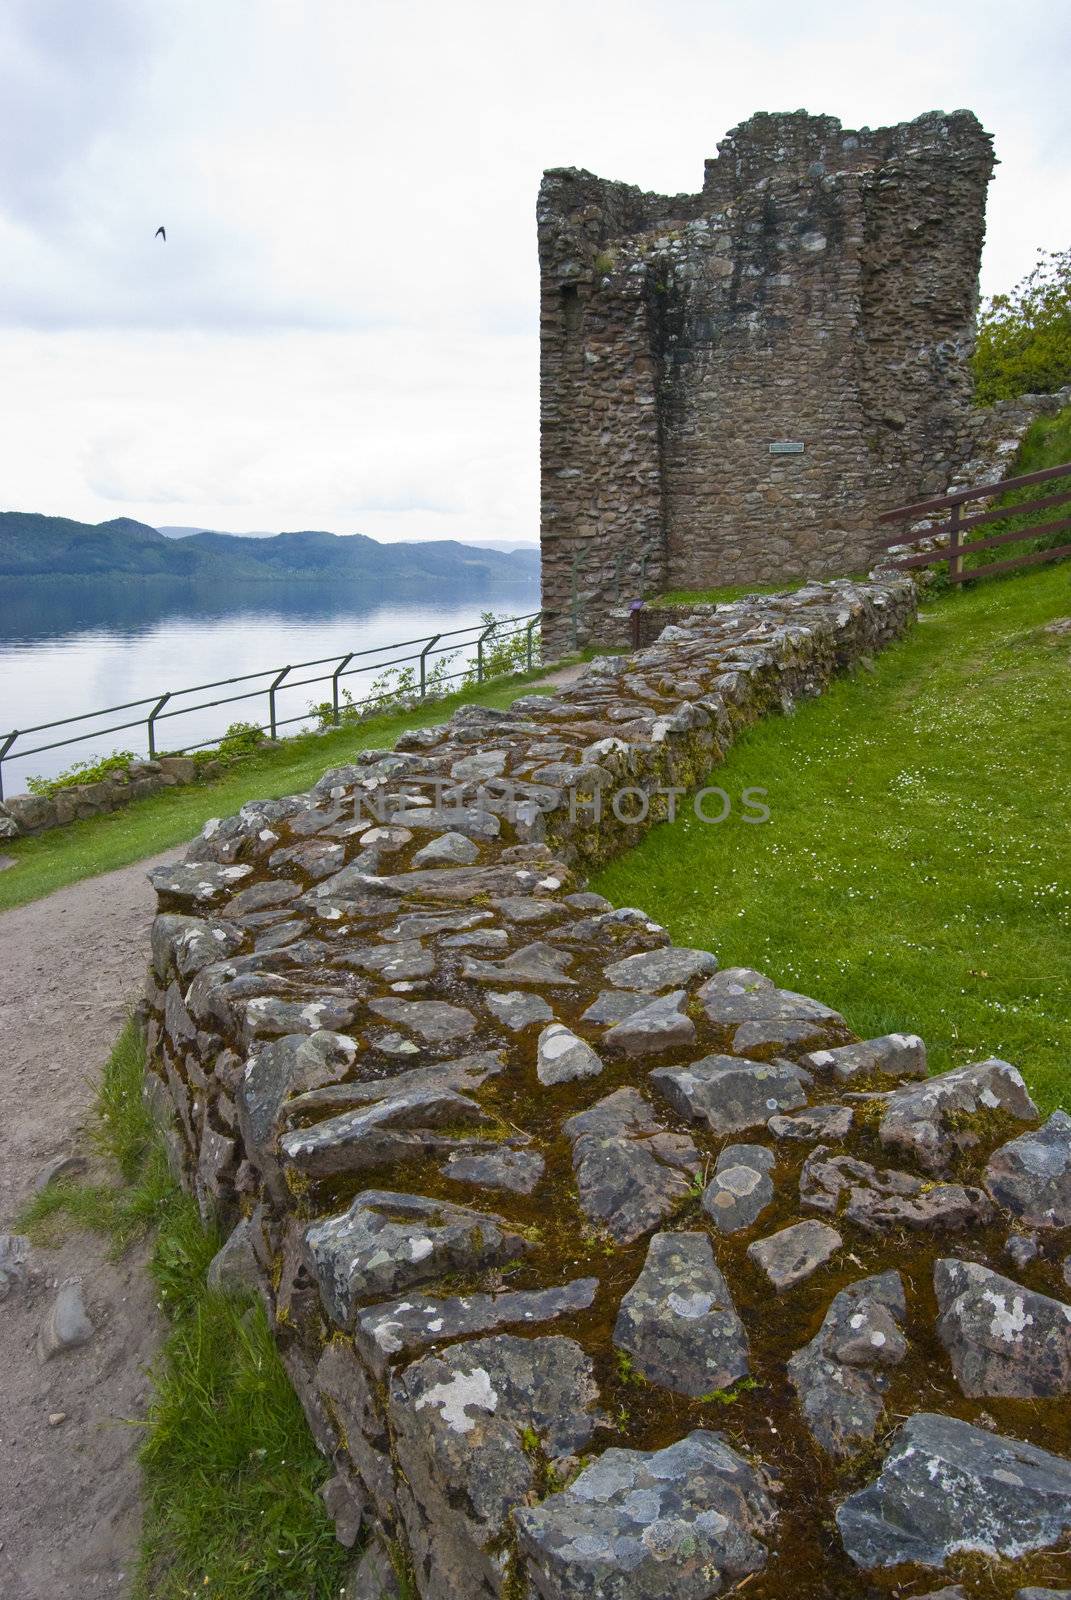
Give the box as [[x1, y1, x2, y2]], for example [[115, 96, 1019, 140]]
[[877, 460, 1071, 582]]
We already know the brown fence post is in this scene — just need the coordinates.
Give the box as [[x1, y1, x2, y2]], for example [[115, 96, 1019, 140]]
[[948, 503, 962, 582]]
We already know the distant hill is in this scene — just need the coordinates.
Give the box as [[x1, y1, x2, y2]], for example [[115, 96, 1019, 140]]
[[155, 524, 539, 553], [156, 525, 275, 539], [0, 513, 541, 587]]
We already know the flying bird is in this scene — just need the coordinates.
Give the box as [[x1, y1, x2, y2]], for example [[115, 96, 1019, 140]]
[[155, 225, 166, 241]]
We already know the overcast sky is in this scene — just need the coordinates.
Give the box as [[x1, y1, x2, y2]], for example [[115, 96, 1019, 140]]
[[1, 0, 1068, 544]]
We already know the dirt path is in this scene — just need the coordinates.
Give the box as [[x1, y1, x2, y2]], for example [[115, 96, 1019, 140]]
[[0, 848, 178, 1600]]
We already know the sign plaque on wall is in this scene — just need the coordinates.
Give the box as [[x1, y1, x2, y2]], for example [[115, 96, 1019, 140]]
[[769, 441, 805, 454]]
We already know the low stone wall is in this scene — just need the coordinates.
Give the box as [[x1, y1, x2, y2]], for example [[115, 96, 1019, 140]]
[[141, 575, 1071, 1600], [0, 755, 198, 839]]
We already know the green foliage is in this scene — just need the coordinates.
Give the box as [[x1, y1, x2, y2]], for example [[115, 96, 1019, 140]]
[[973, 248, 1071, 406], [593, 560, 1071, 1115], [26, 749, 137, 797], [137, 1287, 348, 1600], [307, 615, 537, 731], [614, 1350, 645, 1386], [472, 611, 538, 681], [19, 1021, 349, 1599], [699, 1376, 760, 1406], [961, 404, 1071, 577], [216, 720, 266, 759]]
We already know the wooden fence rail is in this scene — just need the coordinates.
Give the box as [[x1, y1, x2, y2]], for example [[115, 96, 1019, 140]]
[[878, 460, 1071, 583]]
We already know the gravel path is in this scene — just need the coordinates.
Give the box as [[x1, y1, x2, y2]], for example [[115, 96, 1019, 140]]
[[0, 848, 178, 1600]]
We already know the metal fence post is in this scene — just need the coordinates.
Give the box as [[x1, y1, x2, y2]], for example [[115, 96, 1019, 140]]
[[147, 692, 171, 759], [476, 621, 497, 684], [268, 666, 291, 740], [419, 634, 441, 699], [0, 730, 17, 803], [525, 615, 539, 671], [331, 653, 354, 724]]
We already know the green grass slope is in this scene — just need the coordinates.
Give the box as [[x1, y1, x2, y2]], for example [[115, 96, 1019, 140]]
[[593, 562, 1071, 1112]]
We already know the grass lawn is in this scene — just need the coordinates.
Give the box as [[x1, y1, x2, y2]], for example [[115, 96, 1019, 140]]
[[0, 667, 563, 913], [593, 561, 1071, 1113]]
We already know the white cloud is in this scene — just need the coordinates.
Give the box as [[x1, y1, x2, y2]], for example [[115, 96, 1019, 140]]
[[0, 0, 1067, 539]]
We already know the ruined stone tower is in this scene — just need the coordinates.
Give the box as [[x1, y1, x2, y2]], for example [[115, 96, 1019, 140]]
[[538, 110, 995, 650]]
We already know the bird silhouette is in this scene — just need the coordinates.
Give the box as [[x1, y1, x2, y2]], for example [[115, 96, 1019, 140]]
[[155, 226, 166, 241]]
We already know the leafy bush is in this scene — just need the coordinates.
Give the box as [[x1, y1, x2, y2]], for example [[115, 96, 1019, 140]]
[[26, 749, 137, 797], [470, 611, 539, 681], [215, 720, 265, 759], [973, 248, 1071, 405]]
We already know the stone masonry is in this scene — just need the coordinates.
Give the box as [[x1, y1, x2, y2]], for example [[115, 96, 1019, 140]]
[[142, 575, 1071, 1599], [538, 110, 995, 651]]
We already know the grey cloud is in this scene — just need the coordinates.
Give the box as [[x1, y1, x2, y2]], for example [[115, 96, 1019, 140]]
[[0, 0, 151, 223]]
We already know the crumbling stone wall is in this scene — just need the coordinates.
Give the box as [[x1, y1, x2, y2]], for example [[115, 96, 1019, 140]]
[[538, 111, 995, 651], [142, 575, 1071, 1599]]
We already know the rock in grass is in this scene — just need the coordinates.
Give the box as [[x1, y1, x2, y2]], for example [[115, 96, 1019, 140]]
[[934, 1258, 1071, 1398], [837, 1412, 1071, 1569], [536, 1023, 603, 1086], [411, 831, 480, 867], [0, 1234, 30, 1301], [986, 1112, 1071, 1229], [878, 1058, 1038, 1176], [303, 1190, 529, 1328], [564, 1088, 699, 1245], [802, 1033, 927, 1084], [38, 1279, 94, 1361], [748, 1220, 841, 1291], [613, 1231, 749, 1397], [515, 1429, 778, 1599], [356, 1278, 598, 1378], [599, 989, 697, 1057], [484, 990, 554, 1032], [33, 1152, 88, 1192], [702, 1145, 775, 1234], [788, 1272, 907, 1456], [651, 1054, 808, 1135], [602, 945, 717, 992], [441, 1146, 545, 1195], [206, 1217, 260, 1298]]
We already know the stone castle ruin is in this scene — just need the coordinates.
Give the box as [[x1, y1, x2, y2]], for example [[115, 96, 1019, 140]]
[[538, 110, 995, 649]]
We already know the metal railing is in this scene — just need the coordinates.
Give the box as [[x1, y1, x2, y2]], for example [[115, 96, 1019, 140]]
[[878, 461, 1071, 583], [0, 610, 542, 802]]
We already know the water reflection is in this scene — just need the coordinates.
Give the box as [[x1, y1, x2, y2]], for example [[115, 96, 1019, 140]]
[[0, 575, 540, 793]]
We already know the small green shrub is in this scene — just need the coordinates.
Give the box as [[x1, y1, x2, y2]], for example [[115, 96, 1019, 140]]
[[973, 247, 1071, 406], [26, 748, 137, 797], [215, 720, 265, 759]]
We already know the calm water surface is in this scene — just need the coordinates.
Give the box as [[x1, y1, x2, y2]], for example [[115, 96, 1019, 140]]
[[0, 576, 540, 795]]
